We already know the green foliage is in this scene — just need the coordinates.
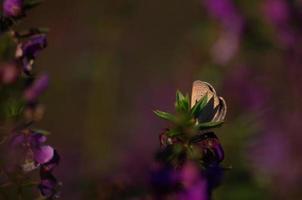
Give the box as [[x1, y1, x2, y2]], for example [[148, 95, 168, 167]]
[[3, 98, 25, 119], [191, 94, 208, 118], [153, 110, 176, 122], [165, 128, 181, 137], [0, 78, 27, 120], [154, 90, 225, 167], [32, 129, 51, 135], [175, 90, 190, 112], [154, 90, 224, 139], [197, 120, 224, 130]]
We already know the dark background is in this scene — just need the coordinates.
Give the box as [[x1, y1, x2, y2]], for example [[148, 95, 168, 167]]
[[19, 0, 302, 199]]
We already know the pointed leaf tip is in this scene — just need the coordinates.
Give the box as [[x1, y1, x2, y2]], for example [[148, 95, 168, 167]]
[[175, 91, 190, 112], [154, 110, 176, 122], [191, 94, 208, 117], [197, 120, 224, 130]]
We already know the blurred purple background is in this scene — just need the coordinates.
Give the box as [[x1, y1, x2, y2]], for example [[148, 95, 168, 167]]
[[18, 0, 302, 199]]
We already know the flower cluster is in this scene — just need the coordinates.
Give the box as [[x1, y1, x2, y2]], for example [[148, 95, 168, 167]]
[[152, 80, 227, 199], [0, 0, 60, 199], [9, 129, 61, 198]]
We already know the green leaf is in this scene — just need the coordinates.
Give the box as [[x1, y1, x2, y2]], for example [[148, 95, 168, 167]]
[[183, 94, 190, 110], [175, 91, 190, 112], [197, 120, 224, 130], [4, 99, 25, 119], [154, 110, 176, 122], [166, 128, 181, 137], [32, 129, 51, 135], [176, 90, 185, 102], [173, 144, 183, 154], [191, 94, 208, 118]]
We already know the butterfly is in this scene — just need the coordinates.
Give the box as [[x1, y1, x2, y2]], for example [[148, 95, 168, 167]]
[[190, 81, 226, 165], [191, 80, 227, 123]]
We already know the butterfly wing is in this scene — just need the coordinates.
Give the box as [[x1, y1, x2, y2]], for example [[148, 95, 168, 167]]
[[191, 80, 227, 122]]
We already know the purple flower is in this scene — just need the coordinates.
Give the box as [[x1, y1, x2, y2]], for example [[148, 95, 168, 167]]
[[223, 65, 269, 112], [39, 150, 60, 198], [34, 145, 54, 164], [204, 165, 224, 192], [150, 161, 211, 199], [3, 0, 23, 17], [203, 0, 242, 30], [41, 150, 60, 172], [16, 34, 47, 74], [39, 151, 60, 198], [262, 0, 297, 47], [249, 116, 302, 198], [11, 129, 54, 168], [262, 0, 289, 26], [150, 162, 180, 197], [11, 129, 61, 198], [179, 162, 208, 200], [203, 0, 244, 64], [194, 132, 224, 166], [24, 74, 49, 102], [38, 170, 60, 199]]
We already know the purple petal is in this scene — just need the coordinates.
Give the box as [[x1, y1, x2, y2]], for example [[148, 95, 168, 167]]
[[196, 132, 225, 164], [41, 150, 60, 172], [38, 171, 58, 198], [204, 165, 224, 190], [10, 134, 26, 147], [24, 74, 49, 102], [263, 0, 289, 25], [30, 133, 47, 146], [34, 145, 54, 164], [179, 181, 208, 200], [203, 0, 243, 30], [21, 34, 47, 58], [3, 0, 23, 17], [150, 163, 180, 196], [181, 162, 201, 188], [17, 34, 47, 73]]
